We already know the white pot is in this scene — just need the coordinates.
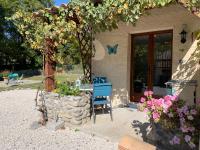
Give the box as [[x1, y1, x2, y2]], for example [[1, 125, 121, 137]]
[[3, 78, 9, 84]]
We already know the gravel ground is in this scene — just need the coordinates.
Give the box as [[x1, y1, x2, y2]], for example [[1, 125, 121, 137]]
[[0, 89, 118, 150]]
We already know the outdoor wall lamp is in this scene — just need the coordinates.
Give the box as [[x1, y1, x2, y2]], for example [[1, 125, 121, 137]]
[[180, 24, 187, 44]]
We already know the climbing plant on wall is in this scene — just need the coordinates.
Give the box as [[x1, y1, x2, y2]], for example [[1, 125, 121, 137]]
[[10, 0, 200, 90]]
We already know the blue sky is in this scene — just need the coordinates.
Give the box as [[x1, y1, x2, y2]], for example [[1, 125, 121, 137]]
[[54, 0, 70, 6]]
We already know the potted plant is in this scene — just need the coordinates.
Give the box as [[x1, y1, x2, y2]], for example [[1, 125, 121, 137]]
[[139, 91, 200, 149]]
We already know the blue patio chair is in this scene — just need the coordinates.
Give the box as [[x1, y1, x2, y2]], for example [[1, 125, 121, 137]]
[[92, 76, 107, 84], [8, 73, 23, 85], [8, 73, 19, 80], [92, 82, 113, 123]]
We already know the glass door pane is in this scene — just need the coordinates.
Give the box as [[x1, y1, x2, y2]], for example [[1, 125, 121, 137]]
[[153, 32, 172, 96], [132, 35, 149, 101]]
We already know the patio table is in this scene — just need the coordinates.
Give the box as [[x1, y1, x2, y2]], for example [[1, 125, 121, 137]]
[[79, 84, 93, 119], [79, 84, 93, 92], [165, 80, 198, 104]]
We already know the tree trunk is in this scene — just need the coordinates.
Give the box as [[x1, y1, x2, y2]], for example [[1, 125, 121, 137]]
[[44, 38, 56, 92]]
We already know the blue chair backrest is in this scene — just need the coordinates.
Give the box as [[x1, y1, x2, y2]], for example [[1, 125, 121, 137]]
[[8, 73, 19, 79], [93, 83, 112, 97], [93, 76, 107, 84]]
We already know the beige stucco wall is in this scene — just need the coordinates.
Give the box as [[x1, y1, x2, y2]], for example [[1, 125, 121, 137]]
[[92, 4, 200, 106]]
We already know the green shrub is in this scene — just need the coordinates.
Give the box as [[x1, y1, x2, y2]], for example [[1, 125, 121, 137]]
[[0, 74, 3, 81], [2, 73, 9, 78], [54, 82, 80, 96]]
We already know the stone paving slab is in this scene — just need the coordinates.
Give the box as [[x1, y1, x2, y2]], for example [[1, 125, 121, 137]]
[[79, 107, 149, 142]]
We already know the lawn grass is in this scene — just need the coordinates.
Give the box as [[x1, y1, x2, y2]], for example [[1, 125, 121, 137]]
[[26, 64, 83, 82], [0, 82, 43, 92], [0, 64, 83, 92], [0, 72, 83, 92], [26, 73, 81, 83]]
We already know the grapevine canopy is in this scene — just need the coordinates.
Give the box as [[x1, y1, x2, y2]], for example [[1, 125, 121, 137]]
[[10, 0, 200, 62]]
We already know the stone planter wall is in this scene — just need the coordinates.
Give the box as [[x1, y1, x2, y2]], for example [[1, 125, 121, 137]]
[[44, 93, 90, 126]]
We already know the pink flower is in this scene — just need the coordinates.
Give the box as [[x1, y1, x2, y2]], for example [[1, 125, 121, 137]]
[[163, 99, 172, 113], [140, 91, 198, 147], [159, 98, 165, 104], [171, 95, 178, 101], [154, 99, 163, 107], [184, 135, 191, 143], [152, 111, 160, 121], [151, 105, 156, 110], [164, 95, 171, 102], [165, 100, 172, 108], [144, 91, 148, 96], [147, 100, 152, 107], [170, 136, 180, 145], [144, 91, 153, 97], [163, 96, 172, 108], [143, 108, 148, 113], [140, 97, 146, 103], [163, 107, 169, 113]]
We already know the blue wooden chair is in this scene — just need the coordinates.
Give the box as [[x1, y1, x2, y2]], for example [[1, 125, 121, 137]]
[[8, 73, 19, 80], [92, 82, 113, 123], [92, 76, 107, 84], [8, 73, 23, 85]]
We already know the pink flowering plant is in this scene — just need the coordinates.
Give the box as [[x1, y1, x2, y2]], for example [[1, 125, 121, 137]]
[[139, 91, 200, 149]]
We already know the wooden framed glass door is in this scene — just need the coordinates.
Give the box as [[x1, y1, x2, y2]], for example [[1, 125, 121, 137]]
[[130, 30, 173, 102]]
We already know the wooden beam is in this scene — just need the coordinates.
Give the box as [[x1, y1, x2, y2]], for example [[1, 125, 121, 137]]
[[44, 38, 56, 92]]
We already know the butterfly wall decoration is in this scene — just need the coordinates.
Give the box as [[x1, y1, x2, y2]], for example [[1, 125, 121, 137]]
[[106, 44, 118, 55]]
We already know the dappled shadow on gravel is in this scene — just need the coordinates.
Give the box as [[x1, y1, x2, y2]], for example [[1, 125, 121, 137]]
[[131, 120, 150, 143]]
